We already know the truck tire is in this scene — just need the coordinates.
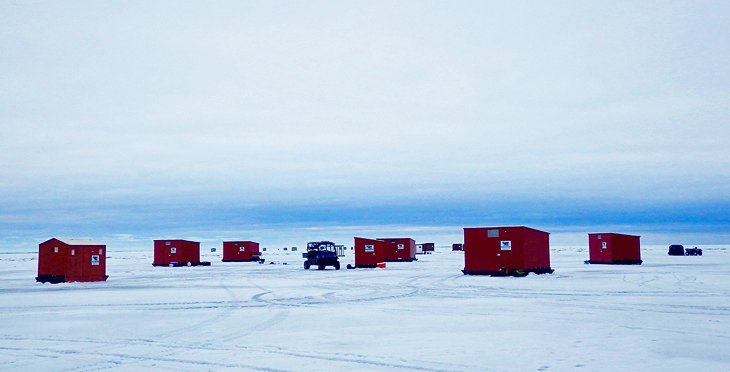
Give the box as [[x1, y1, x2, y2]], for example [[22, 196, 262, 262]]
[[318, 264, 325, 270], [304, 261, 310, 270], [334, 261, 340, 270]]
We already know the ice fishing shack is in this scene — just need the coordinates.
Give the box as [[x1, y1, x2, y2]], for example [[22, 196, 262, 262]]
[[36, 238, 108, 283], [462, 226, 553, 276], [416, 242, 435, 254], [586, 233, 642, 265], [222, 241, 262, 262], [153, 239, 211, 267], [378, 238, 417, 262], [351, 237, 386, 268]]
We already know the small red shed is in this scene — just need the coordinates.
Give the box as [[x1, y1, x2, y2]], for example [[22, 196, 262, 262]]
[[222, 241, 262, 262], [153, 239, 211, 267], [587, 233, 642, 265], [417, 242, 435, 254], [353, 237, 386, 268], [463, 226, 553, 276], [378, 238, 417, 262], [36, 238, 108, 283]]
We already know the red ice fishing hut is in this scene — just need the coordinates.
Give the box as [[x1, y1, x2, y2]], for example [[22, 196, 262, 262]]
[[587, 233, 642, 265], [153, 239, 211, 267], [463, 226, 553, 276], [417, 242, 435, 254], [378, 238, 417, 262], [352, 237, 386, 268], [36, 238, 108, 283], [222, 241, 262, 262]]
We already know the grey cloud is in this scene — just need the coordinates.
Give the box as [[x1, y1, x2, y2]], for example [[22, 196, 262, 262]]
[[1, 0, 729, 209]]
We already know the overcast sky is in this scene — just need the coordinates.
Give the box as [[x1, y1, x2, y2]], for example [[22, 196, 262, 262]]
[[1, 1, 729, 246]]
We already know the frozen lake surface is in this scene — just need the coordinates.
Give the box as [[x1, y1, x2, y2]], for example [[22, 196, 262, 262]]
[[1, 246, 729, 371]]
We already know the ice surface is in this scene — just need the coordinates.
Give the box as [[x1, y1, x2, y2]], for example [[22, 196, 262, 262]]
[[1, 246, 729, 371]]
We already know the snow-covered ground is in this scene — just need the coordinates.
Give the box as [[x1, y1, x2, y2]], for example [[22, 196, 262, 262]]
[[1, 245, 729, 371]]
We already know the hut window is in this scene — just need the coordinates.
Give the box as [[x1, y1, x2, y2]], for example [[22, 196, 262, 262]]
[[170, 247, 176, 254], [239, 247, 245, 252], [53, 247, 58, 253], [487, 229, 499, 238], [597, 234, 602, 239], [166, 241, 171, 246], [397, 244, 404, 250], [99, 249, 103, 255], [71, 249, 75, 256]]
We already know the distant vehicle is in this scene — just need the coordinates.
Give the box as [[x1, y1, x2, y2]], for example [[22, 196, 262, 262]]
[[668, 244, 703, 256], [685, 247, 703, 256], [668, 245, 685, 256], [303, 241, 341, 270]]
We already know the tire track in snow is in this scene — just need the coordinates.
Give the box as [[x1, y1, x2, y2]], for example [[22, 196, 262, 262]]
[[0, 338, 463, 372], [150, 280, 242, 340], [53, 273, 252, 372], [247, 275, 422, 307], [232, 345, 456, 372], [196, 307, 291, 347], [111, 273, 259, 371], [0, 345, 286, 372]]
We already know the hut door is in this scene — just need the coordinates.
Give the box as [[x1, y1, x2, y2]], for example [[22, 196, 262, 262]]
[[498, 240, 512, 271], [68, 248, 83, 279]]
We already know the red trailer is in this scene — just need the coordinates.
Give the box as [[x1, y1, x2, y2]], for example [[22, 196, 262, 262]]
[[587, 233, 642, 265], [417, 242, 435, 254], [378, 238, 417, 262], [153, 239, 211, 267], [222, 241, 263, 262], [463, 226, 553, 276], [350, 237, 386, 268], [36, 238, 108, 283]]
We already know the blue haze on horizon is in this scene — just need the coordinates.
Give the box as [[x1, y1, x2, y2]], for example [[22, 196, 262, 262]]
[[1, 1, 729, 250]]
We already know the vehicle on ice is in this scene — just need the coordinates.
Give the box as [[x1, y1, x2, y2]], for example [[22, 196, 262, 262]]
[[668, 244, 703, 256], [685, 247, 703, 256], [303, 241, 341, 270], [668, 245, 685, 256]]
